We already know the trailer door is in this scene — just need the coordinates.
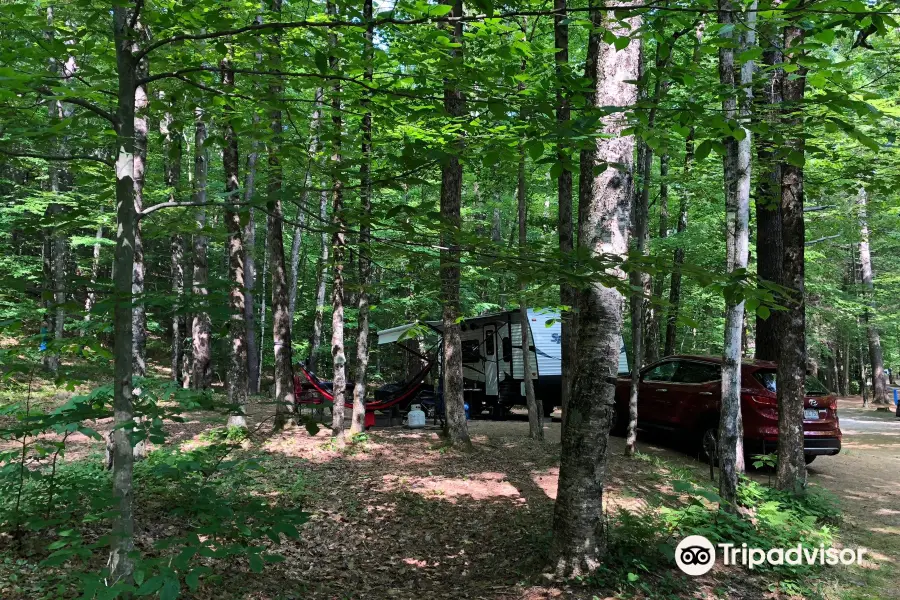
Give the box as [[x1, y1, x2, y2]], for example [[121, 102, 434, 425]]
[[483, 325, 499, 396]]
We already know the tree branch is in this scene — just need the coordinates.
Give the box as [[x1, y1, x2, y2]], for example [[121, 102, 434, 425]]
[[0, 147, 113, 166], [805, 234, 840, 246], [139, 200, 251, 218], [803, 205, 834, 213], [36, 86, 116, 126]]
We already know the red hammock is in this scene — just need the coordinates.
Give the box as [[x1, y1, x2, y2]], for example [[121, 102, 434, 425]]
[[294, 361, 433, 413]]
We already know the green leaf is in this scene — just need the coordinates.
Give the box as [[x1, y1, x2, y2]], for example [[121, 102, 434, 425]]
[[613, 36, 631, 51], [525, 140, 543, 161], [695, 140, 712, 161], [757, 305, 771, 320], [135, 575, 164, 596], [160, 577, 180, 600], [248, 553, 264, 573]]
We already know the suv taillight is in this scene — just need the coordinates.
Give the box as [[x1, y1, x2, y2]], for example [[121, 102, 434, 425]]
[[749, 395, 777, 407]]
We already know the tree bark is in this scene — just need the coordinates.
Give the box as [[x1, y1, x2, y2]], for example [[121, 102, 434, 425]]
[[754, 37, 784, 362], [131, 30, 148, 382], [857, 188, 888, 405], [83, 223, 103, 335], [267, 0, 295, 431], [161, 108, 185, 384], [309, 188, 329, 374], [717, 0, 755, 507], [775, 20, 808, 495], [190, 112, 212, 390], [327, 0, 348, 439], [289, 99, 324, 331], [243, 124, 260, 395], [221, 59, 249, 429], [646, 153, 668, 363], [552, 2, 641, 576], [518, 143, 542, 441], [351, 1, 375, 437], [555, 0, 575, 428], [109, 4, 138, 583], [439, 0, 472, 451]]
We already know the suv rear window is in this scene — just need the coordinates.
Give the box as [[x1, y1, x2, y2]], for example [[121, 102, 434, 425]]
[[753, 370, 829, 396]]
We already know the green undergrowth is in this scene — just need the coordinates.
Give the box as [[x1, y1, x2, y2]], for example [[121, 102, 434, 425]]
[[586, 456, 842, 599], [0, 377, 309, 599]]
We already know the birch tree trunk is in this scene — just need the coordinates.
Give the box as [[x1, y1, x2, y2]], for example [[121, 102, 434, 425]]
[[327, 0, 348, 439], [857, 187, 888, 405], [268, 2, 296, 431], [351, 2, 375, 436], [775, 18, 809, 495], [221, 59, 248, 429], [518, 144, 542, 440], [109, 4, 138, 583], [439, 0, 472, 450], [717, 0, 755, 506], [190, 112, 212, 390], [555, 0, 575, 426], [552, 2, 640, 575], [161, 108, 185, 383], [131, 31, 148, 381]]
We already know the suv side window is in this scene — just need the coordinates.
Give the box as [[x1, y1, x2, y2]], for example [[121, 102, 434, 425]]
[[643, 361, 678, 382], [675, 362, 721, 384]]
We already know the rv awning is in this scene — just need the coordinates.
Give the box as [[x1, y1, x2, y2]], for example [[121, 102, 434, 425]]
[[376, 321, 440, 345]]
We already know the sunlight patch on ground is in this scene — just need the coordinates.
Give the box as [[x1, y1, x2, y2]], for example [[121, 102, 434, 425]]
[[380, 471, 523, 502]]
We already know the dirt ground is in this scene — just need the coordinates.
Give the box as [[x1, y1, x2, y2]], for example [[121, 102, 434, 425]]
[[4, 392, 898, 599]]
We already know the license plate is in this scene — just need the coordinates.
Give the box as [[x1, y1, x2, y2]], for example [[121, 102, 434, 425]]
[[804, 409, 820, 420]]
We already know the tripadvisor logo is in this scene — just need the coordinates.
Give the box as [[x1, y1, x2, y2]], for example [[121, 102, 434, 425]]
[[675, 535, 867, 576]]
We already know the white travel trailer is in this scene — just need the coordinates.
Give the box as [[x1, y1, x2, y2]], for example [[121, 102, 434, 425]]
[[377, 309, 628, 417]]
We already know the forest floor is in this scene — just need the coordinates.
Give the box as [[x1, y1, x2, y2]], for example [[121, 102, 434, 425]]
[[2, 374, 899, 600]]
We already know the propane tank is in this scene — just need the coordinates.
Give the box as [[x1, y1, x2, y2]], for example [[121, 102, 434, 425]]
[[407, 404, 426, 429]]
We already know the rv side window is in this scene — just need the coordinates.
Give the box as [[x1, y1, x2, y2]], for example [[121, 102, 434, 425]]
[[485, 333, 495, 356], [502, 336, 512, 362], [461, 340, 481, 362]]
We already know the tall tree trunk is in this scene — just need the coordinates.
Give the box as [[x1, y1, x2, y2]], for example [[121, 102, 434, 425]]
[[646, 153, 668, 363], [131, 34, 148, 381], [664, 26, 702, 357], [518, 143, 543, 441], [267, 3, 296, 432], [552, 2, 641, 576], [109, 4, 139, 583], [289, 96, 325, 328], [162, 108, 185, 384], [555, 0, 575, 427], [221, 59, 248, 429], [243, 123, 260, 395], [83, 223, 103, 335], [309, 188, 329, 374], [257, 217, 269, 392], [43, 7, 68, 374], [717, 0, 756, 507], [857, 187, 888, 405], [327, 0, 348, 439], [627, 43, 650, 457], [754, 30, 783, 362], [351, 3, 375, 436], [775, 19, 809, 495], [243, 14, 264, 396], [439, 0, 472, 450], [190, 113, 212, 390]]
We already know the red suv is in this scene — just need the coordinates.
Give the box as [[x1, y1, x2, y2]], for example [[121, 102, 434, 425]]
[[614, 355, 842, 464]]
